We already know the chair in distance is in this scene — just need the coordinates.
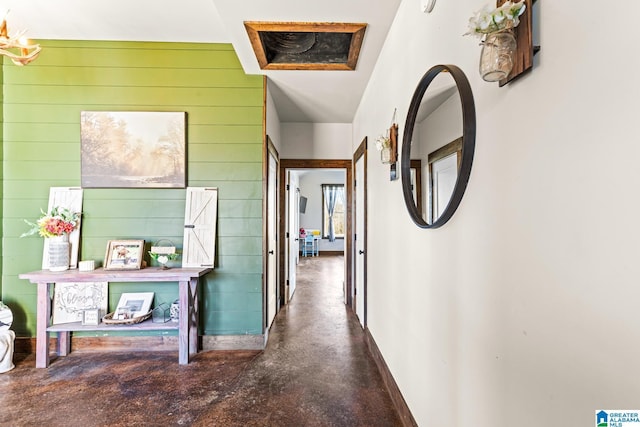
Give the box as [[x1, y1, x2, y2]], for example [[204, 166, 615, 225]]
[[302, 235, 318, 257]]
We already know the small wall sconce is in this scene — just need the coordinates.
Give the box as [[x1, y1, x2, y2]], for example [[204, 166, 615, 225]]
[[375, 109, 399, 180], [465, 0, 539, 85], [376, 110, 398, 164], [377, 132, 393, 165]]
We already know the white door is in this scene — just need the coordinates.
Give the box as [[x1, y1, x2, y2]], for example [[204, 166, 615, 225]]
[[266, 152, 278, 328], [182, 187, 218, 268], [432, 153, 457, 221], [355, 155, 366, 327], [287, 172, 299, 302]]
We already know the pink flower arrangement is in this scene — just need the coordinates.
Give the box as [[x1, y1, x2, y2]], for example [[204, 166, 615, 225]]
[[21, 207, 80, 238]]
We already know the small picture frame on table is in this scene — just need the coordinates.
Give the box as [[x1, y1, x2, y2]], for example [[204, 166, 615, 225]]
[[104, 240, 145, 270], [81, 308, 101, 326], [114, 292, 154, 319]]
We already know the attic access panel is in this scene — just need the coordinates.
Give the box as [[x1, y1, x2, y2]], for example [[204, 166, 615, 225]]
[[244, 21, 367, 70]]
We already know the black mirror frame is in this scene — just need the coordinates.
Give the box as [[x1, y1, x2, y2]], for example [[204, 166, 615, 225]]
[[401, 64, 476, 229]]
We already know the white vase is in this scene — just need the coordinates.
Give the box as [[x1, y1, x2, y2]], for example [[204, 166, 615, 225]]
[[47, 234, 70, 272], [381, 147, 392, 164], [170, 300, 180, 322]]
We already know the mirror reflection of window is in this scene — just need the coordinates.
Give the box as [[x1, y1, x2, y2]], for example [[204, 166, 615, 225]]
[[431, 154, 457, 221], [427, 139, 462, 223], [409, 72, 463, 224]]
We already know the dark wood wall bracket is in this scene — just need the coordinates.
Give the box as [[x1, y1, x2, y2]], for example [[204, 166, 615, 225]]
[[389, 123, 398, 164], [498, 0, 540, 87], [389, 123, 399, 181]]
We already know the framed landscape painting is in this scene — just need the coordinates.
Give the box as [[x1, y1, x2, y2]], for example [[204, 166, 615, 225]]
[[81, 111, 186, 188]]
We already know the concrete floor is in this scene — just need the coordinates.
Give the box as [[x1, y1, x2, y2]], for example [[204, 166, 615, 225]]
[[0, 256, 402, 426]]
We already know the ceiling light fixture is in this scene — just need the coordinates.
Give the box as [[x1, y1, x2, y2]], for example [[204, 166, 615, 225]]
[[0, 11, 41, 66]]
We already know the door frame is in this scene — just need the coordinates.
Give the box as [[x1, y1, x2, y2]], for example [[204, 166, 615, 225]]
[[263, 136, 280, 332], [353, 138, 368, 326], [278, 159, 354, 308]]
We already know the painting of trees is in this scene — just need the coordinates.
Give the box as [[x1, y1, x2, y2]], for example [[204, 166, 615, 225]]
[[81, 111, 186, 188]]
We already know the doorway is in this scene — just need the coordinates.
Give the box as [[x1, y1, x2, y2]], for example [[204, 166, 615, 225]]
[[279, 160, 353, 309]]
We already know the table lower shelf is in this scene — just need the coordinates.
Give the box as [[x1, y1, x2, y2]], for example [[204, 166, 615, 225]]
[[47, 320, 179, 332]]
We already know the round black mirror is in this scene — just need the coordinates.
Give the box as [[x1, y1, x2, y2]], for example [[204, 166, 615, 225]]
[[401, 64, 476, 228]]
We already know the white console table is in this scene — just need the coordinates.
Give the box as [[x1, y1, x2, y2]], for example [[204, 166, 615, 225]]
[[19, 267, 211, 368]]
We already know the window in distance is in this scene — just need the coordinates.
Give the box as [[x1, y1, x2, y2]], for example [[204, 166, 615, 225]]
[[322, 184, 345, 239]]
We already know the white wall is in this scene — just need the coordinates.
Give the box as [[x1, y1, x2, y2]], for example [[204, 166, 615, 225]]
[[298, 170, 346, 252], [354, 1, 640, 426], [281, 122, 352, 159]]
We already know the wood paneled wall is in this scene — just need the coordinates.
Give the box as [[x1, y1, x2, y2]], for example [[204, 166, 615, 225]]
[[1, 40, 264, 337]]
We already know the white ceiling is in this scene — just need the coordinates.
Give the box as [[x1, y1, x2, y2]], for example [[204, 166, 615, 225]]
[[3, 0, 402, 123]]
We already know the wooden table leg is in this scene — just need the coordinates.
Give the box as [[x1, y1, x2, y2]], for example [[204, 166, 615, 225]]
[[188, 278, 198, 356], [35, 282, 52, 368], [58, 331, 71, 356], [178, 280, 189, 365]]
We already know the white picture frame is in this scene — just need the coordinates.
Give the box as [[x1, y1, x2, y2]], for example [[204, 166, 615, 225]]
[[114, 292, 154, 319], [82, 308, 101, 326]]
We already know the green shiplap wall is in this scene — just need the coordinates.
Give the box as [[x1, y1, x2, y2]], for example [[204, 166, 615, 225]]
[[1, 40, 264, 337], [0, 61, 3, 294]]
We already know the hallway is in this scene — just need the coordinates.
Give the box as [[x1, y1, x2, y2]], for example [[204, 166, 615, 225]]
[[0, 256, 402, 426]]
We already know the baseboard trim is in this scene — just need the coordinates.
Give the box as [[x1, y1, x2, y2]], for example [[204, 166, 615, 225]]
[[319, 251, 344, 256], [202, 334, 265, 351], [15, 337, 37, 354], [15, 334, 265, 354], [365, 327, 418, 427]]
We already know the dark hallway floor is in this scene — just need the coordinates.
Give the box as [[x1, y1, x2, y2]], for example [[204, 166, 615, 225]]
[[0, 255, 402, 426]]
